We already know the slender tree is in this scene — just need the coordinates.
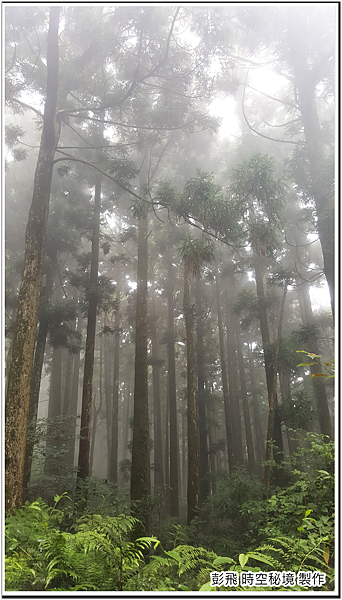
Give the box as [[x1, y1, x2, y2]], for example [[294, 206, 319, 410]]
[[76, 172, 102, 494], [130, 196, 150, 526], [165, 245, 179, 517], [109, 284, 121, 483], [5, 6, 61, 513], [179, 234, 215, 525], [196, 274, 210, 505]]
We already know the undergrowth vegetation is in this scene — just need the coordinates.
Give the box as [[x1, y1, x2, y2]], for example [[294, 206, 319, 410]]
[[5, 432, 334, 592]]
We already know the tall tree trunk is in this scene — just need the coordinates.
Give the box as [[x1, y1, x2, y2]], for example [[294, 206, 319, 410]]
[[109, 285, 120, 483], [90, 334, 103, 477], [247, 344, 264, 466], [130, 206, 150, 527], [182, 396, 187, 502], [184, 262, 199, 525], [287, 9, 334, 318], [279, 371, 298, 458], [65, 306, 82, 472], [163, 379, 170, 515], [297, 282, 333, 438], [23, 253, 57, 498], [5, 6, 61, 514], [264, 284, 288, 496], [253, 248, 285, 472], [103, 314, 112, 477], [196, 274, 209, 505], [121, 369, 131, 469], [151, 285, 164, 488], [234, 319, 255, 472], [225, 294, 244, 465], [166, 249, 179, 517], [208, 410, 217, 494], [45, 281, 63, 478], [76, 173, 101, 495], [215, 271, 234, 471]]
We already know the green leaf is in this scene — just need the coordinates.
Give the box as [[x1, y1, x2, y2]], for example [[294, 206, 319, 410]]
[[151, 556, 170, 565], [246, 552, 274, 566], [199, 581, 215, 591], [305, 509, 313, 518], [136, 536, 160, 550], [178, 584, 191, 591], [312, 373, 327, 378], [297, 362, 317, 366], [213, 556, 234, 566], [239, 553, 249, 568], [165, 549, 181, 563]]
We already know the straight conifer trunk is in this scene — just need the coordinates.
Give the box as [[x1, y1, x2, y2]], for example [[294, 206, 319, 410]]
[[151, 287, 164, 488], [103, 314, 112, 474], [45, 324, 63, 478], [264, 283, 288, 495], [76, 174, 101, 487], [196, 275, 209, 505], [252, 247, 285, 473], [215, 271, 234, 470], [286, 10, 334, 319], [225, 296, 244, 464], [234, 319, 255, 471], [166, 250, 179, 516], [297, 282, 332, 438], [247, 344, 265, 465], [23, 254, 57, 498], [130, 209, 150, 521], [109, 286, 120, 483], [65, 307, 82, 471], [5, 6, 61, 514], [184, 262, 199, 524]]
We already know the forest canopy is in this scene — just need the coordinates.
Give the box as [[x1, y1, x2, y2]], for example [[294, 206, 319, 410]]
[[4, 3, 335, 593]]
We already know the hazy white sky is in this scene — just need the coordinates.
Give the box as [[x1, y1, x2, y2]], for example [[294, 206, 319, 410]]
[[210, 66, 287, 139]]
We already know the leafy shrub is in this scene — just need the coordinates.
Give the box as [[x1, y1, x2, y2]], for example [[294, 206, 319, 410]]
[[5, 497, 158, 591]]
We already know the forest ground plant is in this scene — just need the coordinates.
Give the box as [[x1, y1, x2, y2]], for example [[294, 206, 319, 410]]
[[5, 496, 158, 591], [5, 436, 334, 592]]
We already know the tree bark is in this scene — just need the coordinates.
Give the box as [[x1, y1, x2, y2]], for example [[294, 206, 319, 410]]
[[287, 9, 334, 318], [5, 6, 61, 514], [247, 344, 265, 466], [234, 319, 255, 472], [103, 314, 112, 477], [225, 295, 244, 465], [130, 208, 150, 525], [196, 274, 210, 505], [76, 173, 101, 492], [184, 262, 199, 524], [151, 284, 164, 489], [252, 247, 285, 472], [264, 284, 288, 496], [65, 305, 82, 472], [109, 285, 120, 483], [166, 249, 179, 516], [23, 253, 57, 498], [216, 271, 234, 470], [297, 282, 333, 439], [45, 346, 63, 477]]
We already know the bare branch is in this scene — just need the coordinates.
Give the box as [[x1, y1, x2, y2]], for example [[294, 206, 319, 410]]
[[11, 98, 43, 119], [261, 117, 301, 129], [53, 150, 146, 202], [244, 81, 298, 109], [241, 73, 301, 146], [285, 234, 319, 248], [66, 112, 203, 133]]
